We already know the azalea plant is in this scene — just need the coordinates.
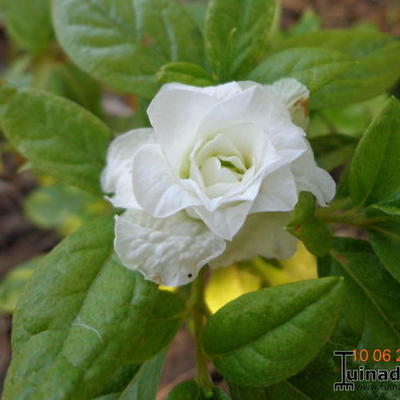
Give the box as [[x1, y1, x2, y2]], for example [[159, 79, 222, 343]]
[[1, 0, 400, 399]]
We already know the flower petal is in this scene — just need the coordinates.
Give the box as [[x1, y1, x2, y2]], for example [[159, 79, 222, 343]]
[[200, 81, 256, 99], [114, 210, 226, 286], [147, 83, 218, 175], [252, 166, 298, 213], [191, 201, 253, 240], [132, 144, 201, 217], [269, 78, 310, 129], [210, 212, 296, 268], [197, 86, 308, 166], [101, 129, 154, 209], [291, 143, 336, 206]]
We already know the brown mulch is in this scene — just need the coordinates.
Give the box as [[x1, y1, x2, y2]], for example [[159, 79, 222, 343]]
[[0, 0, 399, 398]]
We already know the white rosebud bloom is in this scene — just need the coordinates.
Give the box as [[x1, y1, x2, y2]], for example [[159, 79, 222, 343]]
[[101, 79, 335, 286]]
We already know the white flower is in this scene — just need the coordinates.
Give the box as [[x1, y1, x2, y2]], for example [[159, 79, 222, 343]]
[[101, 79, 335, 286]]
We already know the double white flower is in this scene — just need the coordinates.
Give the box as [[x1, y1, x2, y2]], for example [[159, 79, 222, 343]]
[[101, 79, 335, 286]]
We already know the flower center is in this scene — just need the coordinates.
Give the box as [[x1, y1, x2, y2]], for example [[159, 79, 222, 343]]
[[200, 155, 246, 187], [187, 132, 254, 198]]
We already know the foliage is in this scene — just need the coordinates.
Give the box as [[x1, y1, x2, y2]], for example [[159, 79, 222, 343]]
[[0, 0, 400, 398]]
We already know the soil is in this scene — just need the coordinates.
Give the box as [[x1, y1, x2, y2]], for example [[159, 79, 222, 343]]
[[0, 0, 399, 398]]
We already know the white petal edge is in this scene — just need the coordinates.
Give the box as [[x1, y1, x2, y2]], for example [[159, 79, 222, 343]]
[[269, 78, 310, 129], [101, 128, 154, 209], [210, 212, 297, 268], [291, 143, 336, 206], [114, 209, 226, 287]]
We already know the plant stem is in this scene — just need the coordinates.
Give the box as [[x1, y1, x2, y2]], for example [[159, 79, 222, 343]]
[[316, 209, 388, 227], [191, 267, 213, 392]]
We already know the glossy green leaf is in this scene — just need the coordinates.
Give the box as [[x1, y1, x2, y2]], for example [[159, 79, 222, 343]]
[[365, 209, 400, 283], [203, 277, 344, 387], [3, 216, 159, 400], [249, 47, 354, 92], [167, 380, 201, 400], [157, 62, 214, 87], [118, 350, 166, 400], [97, 364, 140, 399], [274, 30, 400, 109], [264, 382, 309, 400], [349, 97, 400, 206], [287, 192, 333, 257], [276, 343, 380, 399], [3, 0, 53, 53], [272, 346, 356, 400], [205, 0, 276, 81], [0, 86, 112, 196], [167, 380, 228, 400], [132, 290, 185, 362], [92, 352, 166, 400], [0, 258, 38, 314], [228, 383, 266, 400], [53, 0, 203, 98], [319, 238, 400, 354]]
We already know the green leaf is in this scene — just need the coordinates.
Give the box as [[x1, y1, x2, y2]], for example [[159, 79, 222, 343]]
[[3, 0, 53, 53], [24, 184, 108, 235], [248, 47, 355, 92], [228, 383, 266, 400], [309, 134, 357, 171], [287, 9, 321, 36], [275, 343, 382, 399], [287, 192, 333, 257], [0, 258, 38, 314], [2, 54, 33, 88], [212, 388, 229, 400], [132, 290, 185, 363], [92, 351, 166, 400], [205, 0, 276, 81], [0, 86, 112, 196], [97, 364, 141, 399], [203, 277, 344, 387], [33, 62, 103, 118], [365, 210, 400, 283], [118, 350, 166, 400], [167, 380, 228, 400], [157, 62, 214, 87], [93, 395, 119, 400], [184, 2, 207, 33], [349, 97, 400, 206], [370, 203, 400, 217], [274, 30, 400, 109], [319, 238, 400, 354], [3, 216, 159, 400], [53, 0, 204, 98], [167, 380, 201, 400], [308, 95, 388, 139], [264, 381, 310, 400]]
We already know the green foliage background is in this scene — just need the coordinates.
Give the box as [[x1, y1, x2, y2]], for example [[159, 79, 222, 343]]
[[0, 0, 400, 399]]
